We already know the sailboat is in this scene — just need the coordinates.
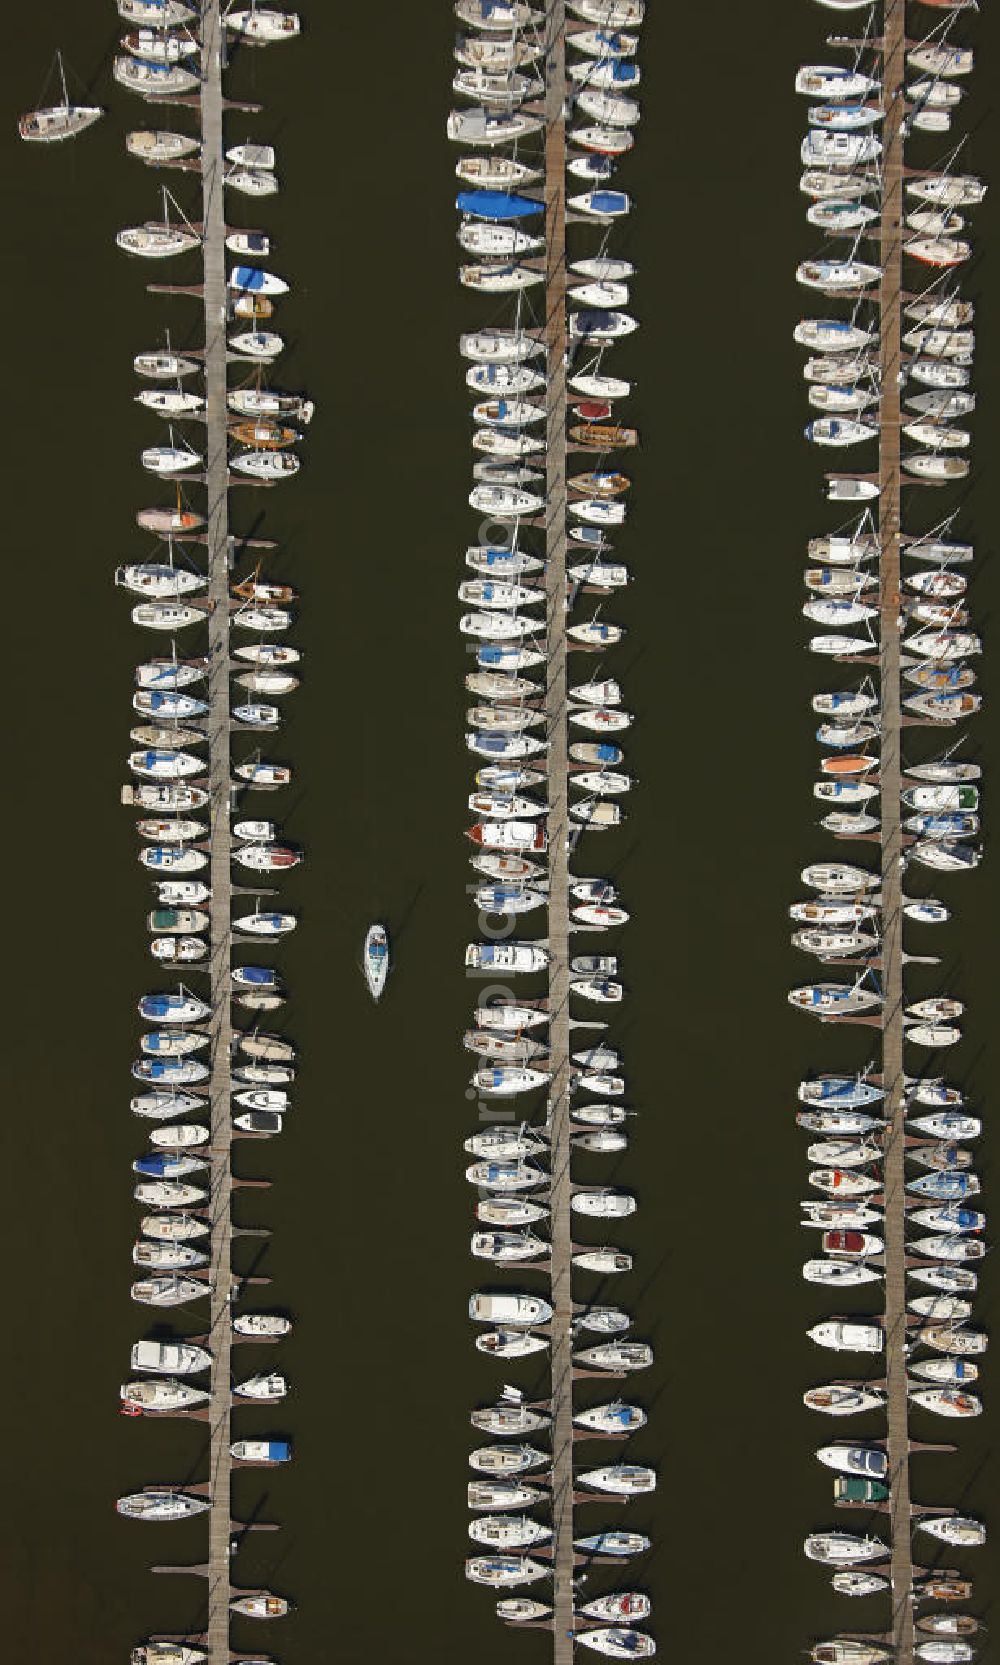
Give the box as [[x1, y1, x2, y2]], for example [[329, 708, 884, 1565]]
[[363, 924, 389, 1000], [19, 51, 102, 141]]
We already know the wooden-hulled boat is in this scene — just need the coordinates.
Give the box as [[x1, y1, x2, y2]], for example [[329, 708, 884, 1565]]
[[569, 423, 638, 449]]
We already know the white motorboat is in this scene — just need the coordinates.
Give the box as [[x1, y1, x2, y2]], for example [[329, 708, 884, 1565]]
[[226, 168, 279, 197], [908, 1387, 981, 1418], [797, 261, 881, 293], [804, 1384, 885, 1416], [113, 57, 199, 96], [225, 8, 301, 43], [127, 130, 200, 163], [571, 1189, 635, 1218], [918, 1516, 986, 1548], [577, 1463, 655, 1495], [795, 65, 879, 98], [469, 1514, 552, 1549], [573, 1342, 652, 1372], [808, 1321, 883, 1353], [475, 1331, 549, 1360], [358, 922, 390, 999], [118, 224, 200, 259], [233, 1372, 288, 1401], [453, 67, 543, 103], [567, 0, 643, 24], [804, 1533, 887, 1565], [447, 107, 544, 146], [469, 1293, 552, 1326], [229, 330, 283, 358], [116, 1490, 209, 1521], [800, 132, 881, 167], [577, 1631, 656, 1659], [574, 1406, 646, 1443], [455, 153, 542, 186], [465, 1555, 549, 1588], [232, 1313, 290, 1340]]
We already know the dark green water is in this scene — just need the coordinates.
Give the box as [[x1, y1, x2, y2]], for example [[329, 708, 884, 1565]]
[[3, 4, 998, 1662]]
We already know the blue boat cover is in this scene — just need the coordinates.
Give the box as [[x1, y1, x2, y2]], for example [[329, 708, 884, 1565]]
[[456, 190, 541, 221], [268, 1441, 291, 1461], [231, 265, 264, 290], [588, 192, 627, 215], [136, 1155, 169, 1176], [241, 966, 273, 984]]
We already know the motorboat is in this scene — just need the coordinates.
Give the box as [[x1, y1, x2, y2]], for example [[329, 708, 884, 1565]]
[[131, 1646, 206, 1665], [910, 1357, 979, 1386], [811, 1646, 890, 1665], [116, 1490, 209, 1521], [121, 28, 199, 63], [576, 1631, 656, 1659], [808, 1321, 883, 1353], [469, 1515, 552, 1550], [573, 1531, 650, 1559], [118, 222, 200, 259], [455, 154, 542, 186], [571, 1190, 635, 1218], [120, 1369, 210, 1412], [804, 1384, 885, 1416], [229, 1592, 291, 1618], [804, 1533, 887, 1565], [471, 1398, 550, 1438], [908, 1235, 984, 1263], [916, 1619, 980, 1641], [469, 1480, 545, 1514], [231, 1440, 291, 1465], [469, 1293, 552, 1327], [574, 1404, 646, 1437], [804, 1260, 881, 1287], [446, 108, 544, 146], [233, 1372, 287, 1401], [465, 1555, 549, 1588], [909, 1205, 985, 1235], [465, 1438, 545, 1478], [909, 1387, 981, 1418], [789, 983, 882, 1017], [907, 1113, 979, 1142], [918, 1517, 986, 1548], [113, 56, 199, 96], [475, 1332, 549, 1359], [127, 129, 200, 164], [453, 69, 543, 103], [225, 8, 301, 42], [795, 64, 879, 98], [800, 131, 881, 168], [573, 1342, 652, 1372], [577, 1464, 655, 1496]]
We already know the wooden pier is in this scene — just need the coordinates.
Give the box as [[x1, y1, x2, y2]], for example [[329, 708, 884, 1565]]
[[876, 4, 914, 1661], [543, 3, 574, 1661], [200, 3, 235, 1658]]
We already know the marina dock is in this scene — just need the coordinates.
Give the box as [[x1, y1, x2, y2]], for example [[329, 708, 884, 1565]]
[[877, 5, 914, 1660], [542, 5, 574, 1660], [201, 3, 235, 1657]]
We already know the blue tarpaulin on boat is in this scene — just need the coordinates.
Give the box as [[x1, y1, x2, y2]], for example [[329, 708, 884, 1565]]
[[136, 1155, 170, 1176], [231, 265, 265, 290], [587, 193, 628, 216], [456, 190, 542, 222], [268, 1442, 291, 1461]]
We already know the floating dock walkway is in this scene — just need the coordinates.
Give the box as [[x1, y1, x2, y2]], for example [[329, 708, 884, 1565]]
[[877, 1, 914, 1658], [542, 6, 574, 1660], [200, 2, 235, 1656]]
